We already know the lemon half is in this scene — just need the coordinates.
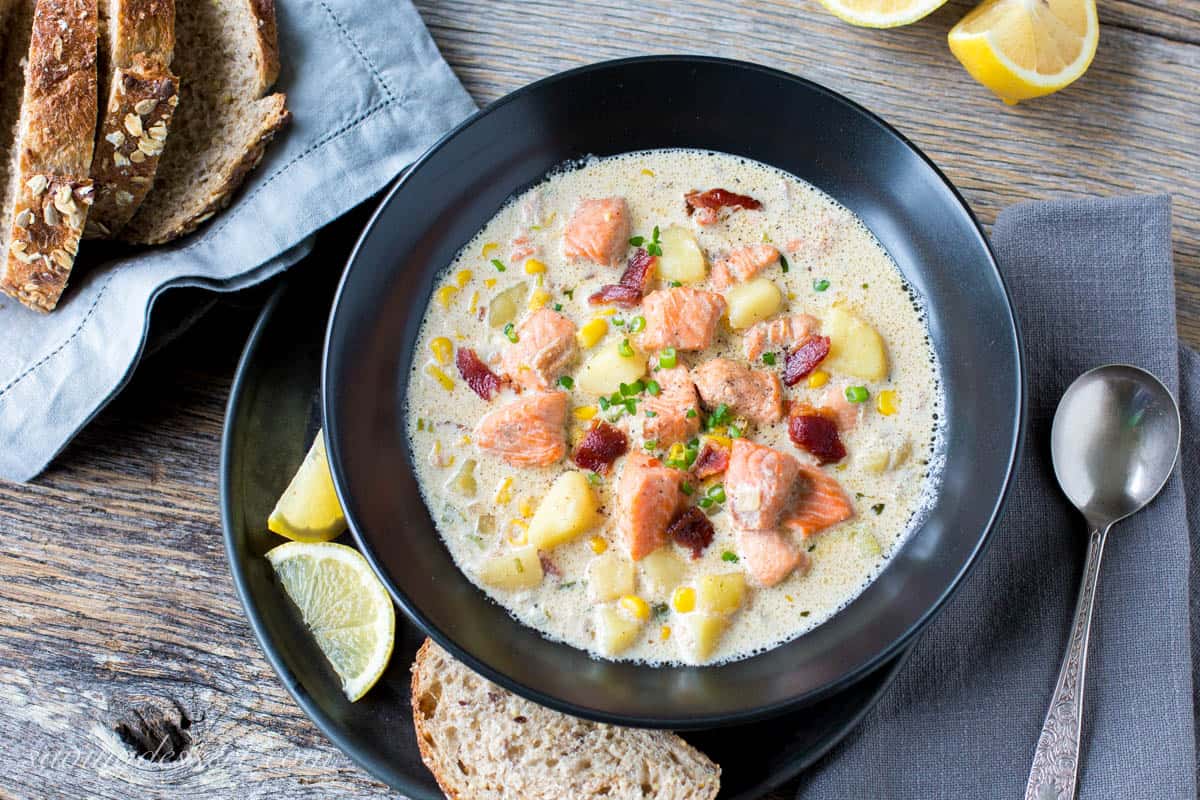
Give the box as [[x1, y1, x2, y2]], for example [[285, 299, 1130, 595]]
[[817, 0, 948, 28], [949, 0, 1099, 104], [267, 541, 395, 701]]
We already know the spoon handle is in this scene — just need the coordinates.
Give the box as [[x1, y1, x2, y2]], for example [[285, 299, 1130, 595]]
[[1023, 524, 1110, 800]]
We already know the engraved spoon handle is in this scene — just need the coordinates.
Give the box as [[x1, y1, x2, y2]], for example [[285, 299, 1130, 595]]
[[1024, 524, 1110, 800]]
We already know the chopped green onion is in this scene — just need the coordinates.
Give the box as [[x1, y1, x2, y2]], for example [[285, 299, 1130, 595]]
[[813, 278, 830, 292], [845, 385, 870, 404], [645, 380, 661, 396], [618, 338, 634, 358], [668, 280, 682, 288], [613, 318, 625, 326], [587, 472, 602, 486], [491, 258, 507, 272], [706, 484, 726, 503], [681, 481, 694, 495], [684, 446, 698, 466], [762, 352, 776, 366], [780, 254, 789, 273], [553, 303, 563, 312], [728, 425, 742, 439], [558, 581, 577, 590], [557, 375, 574, 390], [503, 322, 518, 343], [698, 496, 713, 509], [721, 551, 739, 563], [688, 438, 699, 448], [686, 408, 697, 419], [629, 316, 646, 333], [706, 403, 731, 430], [644, 439, 658, 450], [872, 503, 886, 515], [658, 347, 677, 369]]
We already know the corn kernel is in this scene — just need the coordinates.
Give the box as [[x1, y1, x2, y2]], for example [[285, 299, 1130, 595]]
[[787, 291, 797, 301], [455, 269, 473, 288], [620, 595, 650, 622], [666, 442, 686, 464], [876, 389, 899, 416], [484, 278, 497, 288], [435, 285, 458, 309], [703, 434, 732, 449], [425, 364, 454, 391], [468, 291, 479, 314], [589, 536, 608, 554], [494, 477, 514, 505], [523, 258, 547, 274], [518, 497, 535, 519], [660, 625, 671, 641], [574, 405, 598, 421], [672, 586, 696, 614], [430, 337, 453, 365], [459, 434, 472, 446], [481, 242, 499, 258], [507, 519, 528, 546], [785, 595, 794, 603], [807, 370, 830, 389], [528, 288, 551, 310], [577, 318, 608, 348], [598, 308, 617, 317], [641, 168, 656, 177]]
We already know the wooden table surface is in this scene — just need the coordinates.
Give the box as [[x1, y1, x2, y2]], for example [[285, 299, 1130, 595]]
[[2, 2, 1197, 798]]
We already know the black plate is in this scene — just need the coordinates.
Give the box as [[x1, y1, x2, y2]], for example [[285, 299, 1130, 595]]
[[220, 255, 916, 800], [323, 56, 1024, 728]]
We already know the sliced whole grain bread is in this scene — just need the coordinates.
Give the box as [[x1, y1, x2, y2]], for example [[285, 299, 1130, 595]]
[[121, 0, 287, 245], [85, 0, 178, 238], [0, 0, 98, 313], [411, 640, 722, 800]]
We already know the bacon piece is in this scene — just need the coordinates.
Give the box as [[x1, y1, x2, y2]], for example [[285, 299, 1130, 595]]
[[539, 552, 562, 578], [684, 189, 763, 223], [455, 347, 503, 400], [788, 402, 846, 464], [589, 248, 656, 308], [782, 335, 831, 386], [666, 506, 715, 560], [572, 421, 629, 475], [692, 439, 730, 480]]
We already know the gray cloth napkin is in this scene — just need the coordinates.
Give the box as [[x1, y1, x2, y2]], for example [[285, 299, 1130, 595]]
[[0, 0, 476, 481], [797, 195, 1197, 798]]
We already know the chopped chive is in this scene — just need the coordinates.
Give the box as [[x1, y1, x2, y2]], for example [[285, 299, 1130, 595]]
[[618, 338, 634, 357], [780, 254, 789, 273], [658, 347, 677, 369], [558, 581, 577, 590], [762, 352, 776, 366], [491, 258, 507, 272], [681, 481, 694, 495], [629, 315, 646, 333], [699, 496, 713, 509], [684, 446, 698, 467], [557, 375, 574, 390], [706, 484, 726, 503], [721, 551, 739, 563], [813, 278, 830, 292], [503, 322, 518, 343], [872, 503, 886, 515], [645, 380, 661, 396], [845, 385, 870, 403], [668, 280, 682, 288], [686, 408, 697, 419], [644, 439, 658, 450], [553, 303, 563, 312]]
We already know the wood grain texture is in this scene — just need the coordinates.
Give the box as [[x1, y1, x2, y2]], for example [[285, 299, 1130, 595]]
[[1, 2, 1197, 799]]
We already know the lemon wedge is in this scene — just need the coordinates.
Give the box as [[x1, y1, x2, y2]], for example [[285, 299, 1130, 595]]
[[266, 541, 395, 701], [817, 0, 948, 28], [948, 0, 1099, 105], [268, 432, 347, 542]]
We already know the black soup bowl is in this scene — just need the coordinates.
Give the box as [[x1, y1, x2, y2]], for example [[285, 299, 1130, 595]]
[[323, 56, 1023, 728]]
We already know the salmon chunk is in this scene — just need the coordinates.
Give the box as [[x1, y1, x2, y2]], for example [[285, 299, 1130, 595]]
[[615, 452, 682, 560], [711, 244, 779, 289], [563, 197, 631, 268], [785, 463, 855, 538], [725, 439, 801, 531], [820, 385, 863, 431], [640, 287, 726, 352], [743, 313, 820, 361], [639, 365, 701, 446], [691, 358, 784, 425], [474, 391, 568, 468], [736, 528, 811, 587], [500, 308, 578, 390]]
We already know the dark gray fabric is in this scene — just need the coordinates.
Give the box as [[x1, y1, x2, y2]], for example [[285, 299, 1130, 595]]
[[797, 195, 1196, 798]]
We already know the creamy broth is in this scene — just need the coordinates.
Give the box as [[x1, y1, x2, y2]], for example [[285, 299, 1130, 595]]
[[405, 150, 943, 666]]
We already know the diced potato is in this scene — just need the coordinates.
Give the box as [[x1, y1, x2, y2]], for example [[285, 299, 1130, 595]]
[[479, 545, 543, 590], [596, 605, 643, 655], [679, 612, 728, 662], [856, 530, 883, 558], [587, 553, 635, 603], [657, 226, 706, 284], [577, 340, 647, 396], [824, 305, 888, 380], [725, 278, 782, 330], [640, 550, 686, 597], [527, 472, 602, 549], [487, 282, 527, 329], [445, 458, 477, 496], [861, 436, 912, 474], [696, 573, 746, 616]]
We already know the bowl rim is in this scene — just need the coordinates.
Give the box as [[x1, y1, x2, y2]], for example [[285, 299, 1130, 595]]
[[322, 54, 1026, 728]]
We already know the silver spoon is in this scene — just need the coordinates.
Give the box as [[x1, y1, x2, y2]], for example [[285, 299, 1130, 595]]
[[1024, 364, 1181, 800]]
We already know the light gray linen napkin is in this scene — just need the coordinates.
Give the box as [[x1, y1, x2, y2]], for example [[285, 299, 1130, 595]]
[[0, 0, 475, 481], [797, 195, 1197, 798]]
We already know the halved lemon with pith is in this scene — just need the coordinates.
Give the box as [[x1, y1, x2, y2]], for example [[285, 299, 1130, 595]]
[[949, 0, 1099, 105], [817, 0, 948, 28], [267, 541, 395, 701]]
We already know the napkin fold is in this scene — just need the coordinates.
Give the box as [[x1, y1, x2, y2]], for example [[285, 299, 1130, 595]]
[[797, 195, 1197, 798], [0, 0, 476, 481]]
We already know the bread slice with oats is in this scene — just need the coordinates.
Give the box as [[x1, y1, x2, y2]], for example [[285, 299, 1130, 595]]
[[0, 0, 98, 313], [411, 640, 722, 800], [84, 0, 177, 239], [121, 0, 288, 245]]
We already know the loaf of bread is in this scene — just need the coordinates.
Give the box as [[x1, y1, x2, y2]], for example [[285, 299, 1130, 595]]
[[411, 640, 722, 800], [0, 0, 98, 313]]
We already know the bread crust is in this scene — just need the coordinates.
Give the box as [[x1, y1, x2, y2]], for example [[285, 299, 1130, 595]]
[[109, 0, 173, 66], [247, 0, 279, 93], [0, 0, 98, 312]]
